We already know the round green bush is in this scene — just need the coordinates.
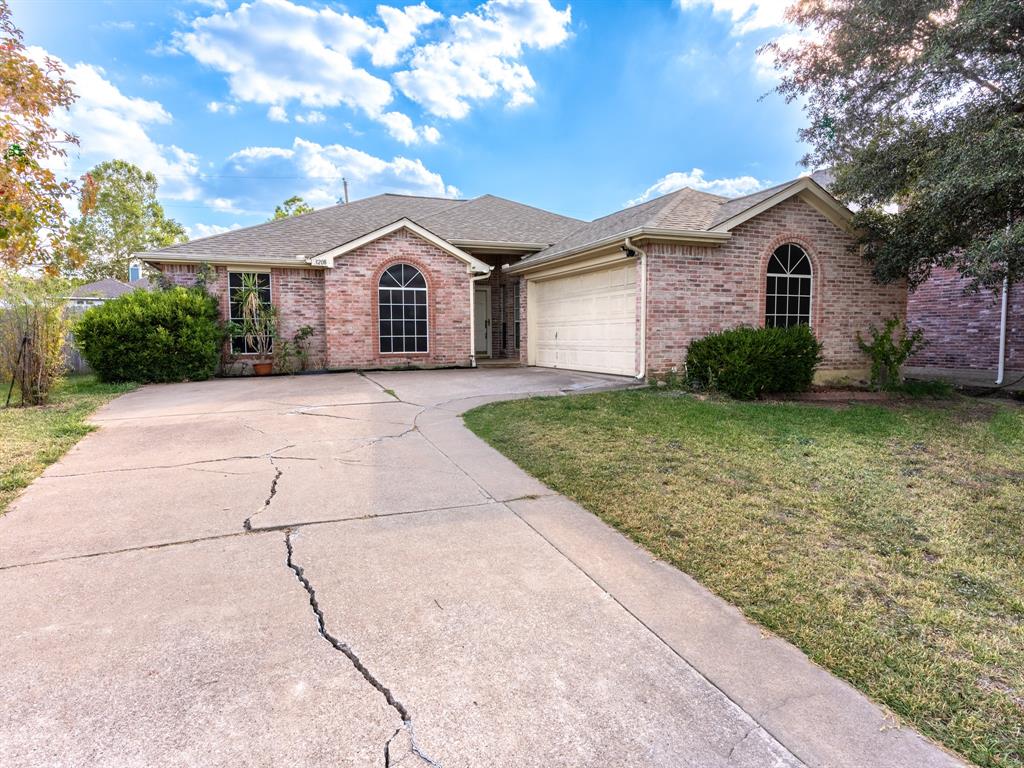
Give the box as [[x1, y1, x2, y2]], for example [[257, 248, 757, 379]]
[[685, 324, 823, 399], [75, 287, 225, 383]]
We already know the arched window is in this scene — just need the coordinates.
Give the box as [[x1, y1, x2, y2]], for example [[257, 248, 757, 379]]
[[765, 243, 812, 327], [379, 264, 428, 353]]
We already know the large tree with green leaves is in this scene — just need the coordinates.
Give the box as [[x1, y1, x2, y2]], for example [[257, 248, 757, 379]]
[[269, 195, 313, 221], [768, 0, 1024, 290], [0, 0, 93, 273], [71, 159, 187, 281]]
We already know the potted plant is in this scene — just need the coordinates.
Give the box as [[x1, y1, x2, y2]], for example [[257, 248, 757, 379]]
[[236, 273, 277, 376]]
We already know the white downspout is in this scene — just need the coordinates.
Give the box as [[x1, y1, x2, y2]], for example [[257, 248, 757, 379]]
[[624, 237, 647, 381], [996, 276, 1009, 385], [470, 270, 490, 368]]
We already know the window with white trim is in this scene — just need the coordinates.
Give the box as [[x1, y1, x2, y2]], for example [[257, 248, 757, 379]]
[[379, 264, 428, 353], [228, 271, 271, 353], [765, 244, 812, 328]]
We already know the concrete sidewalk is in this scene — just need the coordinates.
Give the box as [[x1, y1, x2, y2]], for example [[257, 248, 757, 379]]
[[0, 368, 966, 767]]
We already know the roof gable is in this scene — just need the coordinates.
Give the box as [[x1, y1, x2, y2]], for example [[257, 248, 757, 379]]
[[708, 177, 853, 232], [310, 219, 491, 274]]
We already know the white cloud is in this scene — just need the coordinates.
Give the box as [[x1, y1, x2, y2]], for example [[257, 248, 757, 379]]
[[189, 222, 243, 239], [206, 100, 237, 114], [378, 111, 442, 144], [295, 110, 326, 124], [205, 197, 245, 214], [395, 0, 572, 119], [626, 168, 769, 206], [267, 105, 289, 122], [33, 48, 200, 200], [221, 137, 459, 212], [676, 0, 789, 35], [175, 0, 440, 142]]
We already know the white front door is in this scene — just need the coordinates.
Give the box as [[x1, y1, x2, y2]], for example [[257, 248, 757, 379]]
[[474, 286, 491, 357]]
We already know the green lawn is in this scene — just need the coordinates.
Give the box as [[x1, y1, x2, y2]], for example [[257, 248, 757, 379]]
[[1, 375, 137, 513], [465, 390, 1024, 768]]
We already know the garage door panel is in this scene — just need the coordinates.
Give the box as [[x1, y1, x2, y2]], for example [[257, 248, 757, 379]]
[[532, 263, 637, 376]]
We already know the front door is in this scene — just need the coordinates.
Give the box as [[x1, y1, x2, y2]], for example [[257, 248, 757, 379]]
[[474, 286, 491, 357]]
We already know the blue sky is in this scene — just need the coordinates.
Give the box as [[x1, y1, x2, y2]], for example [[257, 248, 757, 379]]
[[13, 0, 803, 238]]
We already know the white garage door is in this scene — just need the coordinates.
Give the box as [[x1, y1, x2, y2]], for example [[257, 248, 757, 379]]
[[531, 262, 637, 376]]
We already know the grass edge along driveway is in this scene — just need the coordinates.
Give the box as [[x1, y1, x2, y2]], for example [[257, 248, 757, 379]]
[[1, 375, 137, 513], [465, 389, 1024, 768]]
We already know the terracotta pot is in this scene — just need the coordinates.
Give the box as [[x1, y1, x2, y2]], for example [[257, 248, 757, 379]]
[[252, 362, 273, 376]]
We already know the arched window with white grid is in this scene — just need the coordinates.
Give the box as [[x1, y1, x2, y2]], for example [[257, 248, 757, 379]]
[[765, 243, 812, 328], [378, 264, 428, 353]]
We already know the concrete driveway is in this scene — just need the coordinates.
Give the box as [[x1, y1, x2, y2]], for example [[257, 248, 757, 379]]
[[0, 368, 964, 768]]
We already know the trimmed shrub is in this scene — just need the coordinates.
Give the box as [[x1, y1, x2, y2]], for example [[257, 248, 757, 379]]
[[75, 287, 224, 383], [685, 324, 823, 399]]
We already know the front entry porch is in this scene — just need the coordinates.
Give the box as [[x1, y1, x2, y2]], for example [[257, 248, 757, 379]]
[[475, 254, 524, 361]]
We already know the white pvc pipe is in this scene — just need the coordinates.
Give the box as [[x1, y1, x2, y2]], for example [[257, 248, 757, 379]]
[[624, 237, 647, 381], [996, 276, 1009, 385]]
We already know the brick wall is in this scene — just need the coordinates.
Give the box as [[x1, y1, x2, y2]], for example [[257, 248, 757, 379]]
[[271, 269, 327, 368], [907, 267, 1022, 372], [154, 226, 474, 371], [644, 195, 907, 377], [322, 228, 473, 369]]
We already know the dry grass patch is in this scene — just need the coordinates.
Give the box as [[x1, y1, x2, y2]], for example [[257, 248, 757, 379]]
[[465, 390, 1024, 768]]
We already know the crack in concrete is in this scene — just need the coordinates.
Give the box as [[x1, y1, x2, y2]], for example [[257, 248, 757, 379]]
[[45, 445, 297, 478], [243, 456, 283, 531], [726, 723, 761, 762], [92, 399, 407, 423], [294, 408, 419, 427], [1, 499, 504, 571], [283, 530, 440, 767]]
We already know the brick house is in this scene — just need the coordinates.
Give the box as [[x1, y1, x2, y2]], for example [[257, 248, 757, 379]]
[[142, 175, 904, 380], [905, 268, 1021, 385]]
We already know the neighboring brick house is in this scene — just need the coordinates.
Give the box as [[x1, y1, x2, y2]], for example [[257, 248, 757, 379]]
[[905, 267, 1021, 384], [142, 176, 902, 380]]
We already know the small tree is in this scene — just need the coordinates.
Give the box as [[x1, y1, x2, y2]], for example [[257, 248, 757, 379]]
[[70, 160, 187, 281], [269, 195, 313, 221], [856, 317, 927, 391], [0, 272, 70, 405], [0, 1, 94, 273]]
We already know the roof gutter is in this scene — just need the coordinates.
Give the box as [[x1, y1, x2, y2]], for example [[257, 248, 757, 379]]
[[504, 227, 728, 276], [141, 253, 317, 269], [449, 239, 550, 254]]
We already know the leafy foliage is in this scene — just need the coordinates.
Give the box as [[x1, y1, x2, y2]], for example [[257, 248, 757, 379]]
[[75, 287, 225, 383], [269, 195, 314, 221], [0, 272, 70, 405], [273, 324, 317, 373], [233, 272, 276, 359], [70, 160, 187, 281], [685, 325, 823, 399], [857, 317, 928, 391], [767, 0, 1024, 290], [0, 1, 93, 272]]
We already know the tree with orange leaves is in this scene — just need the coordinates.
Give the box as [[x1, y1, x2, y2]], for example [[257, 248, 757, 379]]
[[0, 0, 94, 273]]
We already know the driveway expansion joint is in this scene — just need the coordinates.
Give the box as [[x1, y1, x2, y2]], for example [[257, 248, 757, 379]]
[[283, 529, 441, 767]]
